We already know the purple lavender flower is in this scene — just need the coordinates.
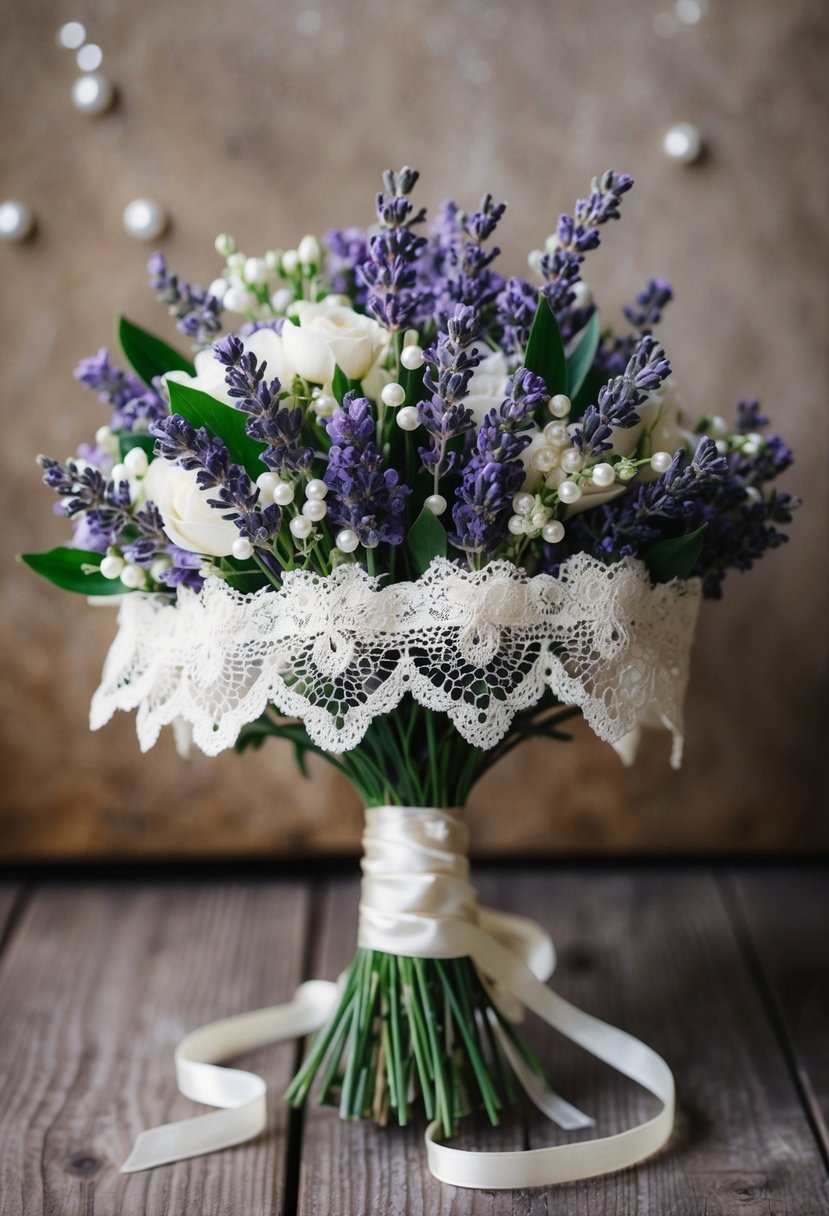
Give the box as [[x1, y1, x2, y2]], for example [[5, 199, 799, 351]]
[[541, 171, 634, 342], [496, 276, 539, 355], [573, 336, 671, 458], [148, 252, 223, 347], [325, 227, 371, 304], [624, 279, 673, 331], [358, 167, 429, 333], [451, 369, 545, 554], [74, 349, 166, 431], [324, 393, 410, 547], [417, 305, 482, 485], [213, 335, 313, 474], [428, 194, 507, 327], [736, 399, 770, 434]]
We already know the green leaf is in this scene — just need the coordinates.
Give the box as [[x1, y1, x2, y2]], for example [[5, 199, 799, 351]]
[[524, 297, 567, 398], [566, 312, 600, 401], [20, 547, 129, 596], [643, 526, 707, 583], [570, 365, 608, 421], [408, 506, 447, 577], [332, 364, 350, 406], [118, 316, 194, 387], [118, 432, 156, 460], [167, 380, 266, 479]]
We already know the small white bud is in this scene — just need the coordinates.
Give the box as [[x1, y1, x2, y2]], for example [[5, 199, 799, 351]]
[[381, 382, 406, 408], [232, 537, 254, 561], [281, 249, 300, 275], [289, 514, 313, 539], [744, 485, 762, 504], [557, 480, 583, 504], [270, 287, 294, 312], [244, 257, 268, 286], [544, 233, 560, 254], [226, 251, 245, 271], [297, 234, 322, 268], [120, 563, 147, 590], [571, 281, 593, 310], [150, 557, 171, 582], [527, 249, 545, 275], [94, 425, 114, 450], [208, 277, 230, 301], [542, 520, 566, 544], [709, 415, 729, 439], [424, 493, 447, 516], [305, 478, 329, 500], [100, 554, 125, 580], [214, 233, 236, 257], [223, 286, 258, 314], [123, 446, 149, 478], [265, 249, 282, 273], [396, 406, 420, 431], [401, 344, 425, 371], [336, 528, 360, 553], [110, 463, 128, 484]]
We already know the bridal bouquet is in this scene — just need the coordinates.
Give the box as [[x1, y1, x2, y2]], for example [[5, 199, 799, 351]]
[[25, 167, 798, 1188]]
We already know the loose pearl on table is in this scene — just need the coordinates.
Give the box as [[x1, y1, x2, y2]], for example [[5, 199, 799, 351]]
[[650, 451, 674, 474], [663, 123, 703, 165], [0, 200, 35, 242], [542, 520, 565, 544], [305, 478, 328, 500], [232, 537, 254, 561], [396, 406, 420, 431], [336, 528, 359, 553], [557, 480, 582, 504], [424, 493, 447, 516], [123, 198, 168, 241], [591, 462, 616, 487], [289, 515, 313, 539], [272, 481, 295, 506], [560, 447, 585, 474], [549, 394, 571, 419], [72, 72, 115, 114], [381, 382, 406, 408], [401, 345, 425, 371], [512, 492, 534, 515], [57, 21, 86, 49], [76, 43, 103, 71], [302, 498, 327, 522]]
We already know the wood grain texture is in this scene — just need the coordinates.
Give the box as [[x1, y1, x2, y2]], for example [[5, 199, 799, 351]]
[[0, 880, 309, 1216], [0, 0, 827, 859], [297, 868, 829, 1214], [0, 883, 24, 947], [731, 867, 829, 1163]]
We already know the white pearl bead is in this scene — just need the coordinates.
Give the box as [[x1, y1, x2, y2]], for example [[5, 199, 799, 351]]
[[542, 520, 565, 544], [312, 393, 338, 418], [244, 257, 268, 285], [302, 498, 327, 521], [272, 481, 295, 506], [531, 509, 550, 529], [549, 394, 571, 419], [570, 282, 593, 311], [381, 382, 406, 408], [150, 557, 171, 581], [232, 537, 254, 561], [401, 344, 425, 371], [100, 554, 124, 580], [289, 515, 313, 539], [110, 463, 128, 484], [123, 446, 149, 478], [120, 563, 147, 590], [123, 198, 168, 241], [507, 515, 525, 536], [663, 122, 703, 165], [71, 72, 115, 115], [336, 528, 359, 553], [530, 446, 558, 473], [557, 480, 582, 504], [256, 471, 280, 495], [591, 462, 616, 487], [0, 200, 35, 242], [650, 451, 674, 474], [543, 422, 568, 447], [76, 43, 103, 71], [305, 478, 328, 500], [396, 406, 420, 431], [512, 492, 535, 515], [425, 493, 447, 516], [58, 21, 86, 49], [560, 447, 585, 474]]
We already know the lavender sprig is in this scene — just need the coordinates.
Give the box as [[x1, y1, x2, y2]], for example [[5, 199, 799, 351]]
[[148, 252, 224, 348], [38, 455, 132, 544], [213, 335, 313, 474], [496, 276, 539, 355], [451, 368, 544, 554], [624, 279, 673, 331], [324, 393, 410, 548], [541, 170, 634, 341], [430, 194, 507, 326], [417, 305, 482, 487], [358, 167, 429, 333], [74, 349, 167, 432], [573, 336, 671, 458]]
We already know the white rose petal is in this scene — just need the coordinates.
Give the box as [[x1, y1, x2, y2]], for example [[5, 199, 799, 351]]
[[143, 460, 239, 557], [283, 297, 389, 385], [163, 328, 295, 404]]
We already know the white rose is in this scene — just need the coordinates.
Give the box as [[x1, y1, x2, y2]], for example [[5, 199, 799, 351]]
[[164, 327, 295, 402], [464, 350, 510, 426], [282, 297, 389, 384], [143, 459, 239, 557]]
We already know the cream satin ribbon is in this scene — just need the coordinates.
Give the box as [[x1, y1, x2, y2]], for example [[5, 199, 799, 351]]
[[122, 806, 674, 1189]]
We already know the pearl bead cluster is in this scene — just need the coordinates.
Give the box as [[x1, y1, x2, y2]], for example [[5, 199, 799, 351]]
[[508, 491, 567, 545], [98, 443, 157, 588]]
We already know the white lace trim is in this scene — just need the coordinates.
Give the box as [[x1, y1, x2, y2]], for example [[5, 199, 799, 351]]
[[89, 555, 701, 764]]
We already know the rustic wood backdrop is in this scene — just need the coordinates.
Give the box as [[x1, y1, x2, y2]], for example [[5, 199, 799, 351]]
[[1, 0, 826, 859]]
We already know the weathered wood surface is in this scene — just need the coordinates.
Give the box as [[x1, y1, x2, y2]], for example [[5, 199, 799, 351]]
[[0, 880, 309, 1216], [0, 867, 826, 1215]]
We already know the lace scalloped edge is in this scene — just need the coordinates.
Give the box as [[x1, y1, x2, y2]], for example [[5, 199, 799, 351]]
[[89, 554, 702, 765]]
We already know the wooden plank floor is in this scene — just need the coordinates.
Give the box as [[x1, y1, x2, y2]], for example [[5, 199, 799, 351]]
[[0, 867, 826, 1216]]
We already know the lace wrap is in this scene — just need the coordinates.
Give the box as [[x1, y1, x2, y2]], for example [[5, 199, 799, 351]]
[[90, 554, 701, 762]]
